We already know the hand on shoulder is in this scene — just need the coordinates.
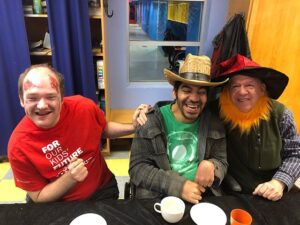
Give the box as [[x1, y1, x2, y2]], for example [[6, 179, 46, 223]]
[[132, 104, 151, 129]]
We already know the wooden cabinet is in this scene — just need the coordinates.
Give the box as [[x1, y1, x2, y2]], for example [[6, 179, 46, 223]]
[[92, 1, 111, 155], [23, 0, 52, 65], [24, 14, 52, 64], [98, 0, 112, 155]]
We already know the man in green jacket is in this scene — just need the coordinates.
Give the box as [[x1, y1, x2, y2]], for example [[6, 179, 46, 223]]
[[129, 54, 228, 204], [213, 54, 300, 201]]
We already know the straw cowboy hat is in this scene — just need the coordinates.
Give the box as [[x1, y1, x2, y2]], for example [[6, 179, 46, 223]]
[[213, 54, 289, 99], [164, 54, 229, 87]]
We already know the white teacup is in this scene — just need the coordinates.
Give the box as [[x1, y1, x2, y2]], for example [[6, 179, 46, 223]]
[[154, 196, 185, 223]]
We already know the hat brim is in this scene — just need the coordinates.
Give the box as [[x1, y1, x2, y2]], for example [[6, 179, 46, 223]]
[[164, 69, 229, 87], [213, 67, 289, 99]]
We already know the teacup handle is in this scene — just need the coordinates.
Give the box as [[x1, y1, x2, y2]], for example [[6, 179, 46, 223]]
[[154, 203, 162, 213]]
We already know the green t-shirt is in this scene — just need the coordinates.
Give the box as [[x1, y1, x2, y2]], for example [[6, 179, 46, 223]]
[[160, 104, 200, 180]]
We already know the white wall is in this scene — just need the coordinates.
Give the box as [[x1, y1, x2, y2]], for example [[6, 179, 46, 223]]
[[201, 0, 229, 56], [105, 0, 229, 109]]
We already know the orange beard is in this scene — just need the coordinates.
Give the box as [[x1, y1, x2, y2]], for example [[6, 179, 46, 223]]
[[219, 87, 271, 134]]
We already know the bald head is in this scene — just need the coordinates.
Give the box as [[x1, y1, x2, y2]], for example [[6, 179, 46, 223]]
[[19, 64, 64, 102]]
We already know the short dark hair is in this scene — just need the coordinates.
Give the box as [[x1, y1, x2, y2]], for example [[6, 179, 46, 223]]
[[173, 81, 182, 92], [18, 64, 65, 100]]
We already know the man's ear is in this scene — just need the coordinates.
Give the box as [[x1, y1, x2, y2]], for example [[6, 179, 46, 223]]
[[19, 95, 24, 108]]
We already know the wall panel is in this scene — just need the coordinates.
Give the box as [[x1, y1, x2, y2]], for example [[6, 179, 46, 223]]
[[246, 0, 300, 131]]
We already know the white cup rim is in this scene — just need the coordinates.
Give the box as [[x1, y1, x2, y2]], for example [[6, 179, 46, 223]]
[[154, 196, 185, 214], [161, 196, 185, 207]]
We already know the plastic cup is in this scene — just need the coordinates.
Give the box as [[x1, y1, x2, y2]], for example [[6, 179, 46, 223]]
[[230, 208, 252, 225]]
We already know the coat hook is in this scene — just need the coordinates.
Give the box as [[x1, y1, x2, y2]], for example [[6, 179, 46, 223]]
[[103, 0, 113, 18]]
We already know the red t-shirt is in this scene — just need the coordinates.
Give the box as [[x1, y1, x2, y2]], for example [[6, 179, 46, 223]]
[[8, 95, 113, 201]]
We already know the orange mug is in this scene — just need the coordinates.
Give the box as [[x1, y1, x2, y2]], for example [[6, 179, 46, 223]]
[[230, 208, 253, 225]]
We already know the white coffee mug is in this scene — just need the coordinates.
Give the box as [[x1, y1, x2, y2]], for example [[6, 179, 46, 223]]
[[154, 196, 185, 223]]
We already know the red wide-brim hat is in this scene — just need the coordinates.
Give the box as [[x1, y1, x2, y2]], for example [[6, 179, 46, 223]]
[[212, 54, 289, 99]]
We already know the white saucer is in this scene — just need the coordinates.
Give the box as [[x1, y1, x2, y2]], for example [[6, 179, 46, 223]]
[[70, 213, 107, 225], [190, 202, 227, 225]]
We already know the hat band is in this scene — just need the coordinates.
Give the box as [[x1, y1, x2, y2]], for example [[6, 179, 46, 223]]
[[179, 72, 210, 82]]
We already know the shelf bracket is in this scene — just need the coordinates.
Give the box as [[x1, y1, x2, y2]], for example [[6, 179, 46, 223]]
[[103, 0, 113, 18]]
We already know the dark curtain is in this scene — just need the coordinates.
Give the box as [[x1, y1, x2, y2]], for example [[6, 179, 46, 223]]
[[211, 14, 251, 79], [46, 0, 97, 102], [0, 0, 30, 156]]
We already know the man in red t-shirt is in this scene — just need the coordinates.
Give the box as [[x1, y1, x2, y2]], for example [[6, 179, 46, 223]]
[[8, 64, 148, 203]]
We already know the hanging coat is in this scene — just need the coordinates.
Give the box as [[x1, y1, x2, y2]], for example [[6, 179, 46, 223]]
[[211, 14, 251, 79]]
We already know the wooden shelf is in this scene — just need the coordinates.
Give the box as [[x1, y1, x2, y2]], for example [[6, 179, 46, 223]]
[[24, 13, 101, 19], [89, 7, 102, 19], [90, 15, 102, 19], [101, 142, 110, 156], [30, 48, 101, 57], [110, 109, 135, 138], [92, 48, 103, 56], [24, 14, 48, 18], [30, 49, 52, 56], [110, 109, 135, 123]]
